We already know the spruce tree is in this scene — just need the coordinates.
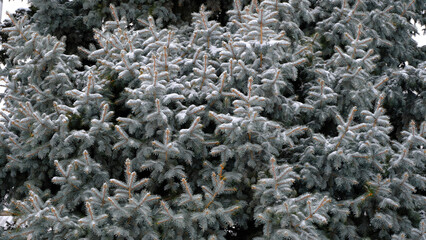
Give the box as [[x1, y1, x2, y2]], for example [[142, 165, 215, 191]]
[[1, 1, 425, 239]]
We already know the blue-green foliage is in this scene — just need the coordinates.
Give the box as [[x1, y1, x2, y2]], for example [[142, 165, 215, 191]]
[[0, 0, 425, 239]]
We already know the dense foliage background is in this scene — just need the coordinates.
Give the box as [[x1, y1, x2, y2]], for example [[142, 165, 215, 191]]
[[0, 0, 425, 239]]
